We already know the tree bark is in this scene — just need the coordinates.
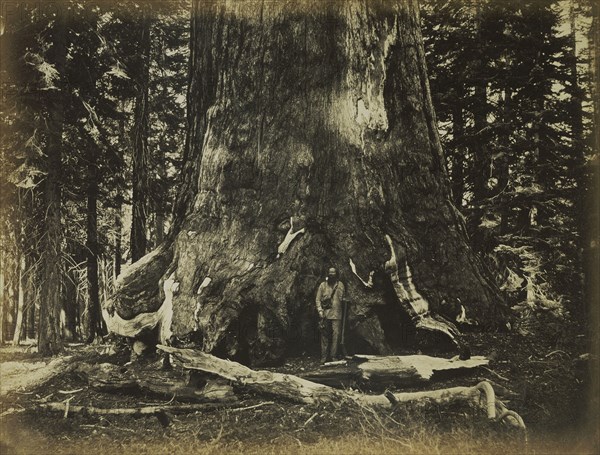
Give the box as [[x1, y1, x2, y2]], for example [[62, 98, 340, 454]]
[[63, 263, 78, 341], [110, 0, 505, 365], [130, 17, 152, 263], [0, 251, 5, 344], [468, 3, 491, 251], [470, 82, 490, 221], [85, 159, 102, 343], [114, 196, 123, 280], [569, 3, 584, 177], [12, 254, 26, 345], [26, 259, 36, 340], [38, 12, 66, 356], [154, 159, 167, 245], [498, 88, 512, 236], [450, 87, 465, 209]]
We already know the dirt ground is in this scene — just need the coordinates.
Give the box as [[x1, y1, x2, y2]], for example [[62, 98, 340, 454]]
[[0, 320, 598, 455]]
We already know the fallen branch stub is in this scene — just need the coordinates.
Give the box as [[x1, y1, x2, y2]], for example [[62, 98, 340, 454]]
[[349, 258, 374, 288], [276, 217, 306, 258], [301, 354, 489, 389]]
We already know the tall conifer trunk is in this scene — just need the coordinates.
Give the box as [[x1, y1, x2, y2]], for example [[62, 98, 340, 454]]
[[114, 197, 123, 280], [451, 87, 465, 209], [38, 12, 66, 356], [130, 18, 152, 262], [0, 252, 5, 344], [85, 158, 102, 342]]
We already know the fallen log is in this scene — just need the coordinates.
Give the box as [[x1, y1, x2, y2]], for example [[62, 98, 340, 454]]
[[37, 401, 233, 418], [76, 362, 236, 403], [302, 354, 489, 388], [0, 356, 76, 396], [157, 345, 525, 431], [158, 345, 348, 404]]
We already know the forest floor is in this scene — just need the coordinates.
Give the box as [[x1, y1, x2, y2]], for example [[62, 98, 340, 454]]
[[0, 319, 597, 455]]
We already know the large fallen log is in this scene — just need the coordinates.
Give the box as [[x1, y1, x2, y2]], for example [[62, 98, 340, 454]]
[[76, 362, 236, 403], [0, 356, 76, 396], [157, 345, 525, 430], [301, 354, 489, 388], [158, 345, 348, 404]]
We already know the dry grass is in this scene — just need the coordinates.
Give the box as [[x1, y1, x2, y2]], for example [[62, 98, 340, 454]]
[[2, 419, 597, 455]]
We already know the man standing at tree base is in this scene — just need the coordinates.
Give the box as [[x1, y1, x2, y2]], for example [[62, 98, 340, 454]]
[[315, 267, 345, 364]]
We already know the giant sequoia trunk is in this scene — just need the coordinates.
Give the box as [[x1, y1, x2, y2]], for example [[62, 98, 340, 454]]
[[107, 0, 505, 365]]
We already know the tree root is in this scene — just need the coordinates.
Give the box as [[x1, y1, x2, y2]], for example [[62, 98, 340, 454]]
[[384, 234, 470, 357], [102, 272, 177, 343], [474, 381, 527, 431]]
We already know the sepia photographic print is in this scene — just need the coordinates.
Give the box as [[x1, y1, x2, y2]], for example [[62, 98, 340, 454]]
[[1, 0, 598, 453]]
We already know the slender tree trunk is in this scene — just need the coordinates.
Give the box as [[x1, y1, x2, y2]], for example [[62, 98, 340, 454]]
[[6, 279, 17, 341], [0, 252, 5, 344], [532, 99, 548, 227], [568, 3, 586, 317], [38, 12, 66, 356], [26, 258, 36, 340], [85, 160, 102, 342], [21, 286, 28, 341], [450, 88, 465, 208], [155, 156, 167, 244], [130, 18, 152, 263], [469, 80, 491, 251], [153, 36, 167, 247], [471, 81, 489, 204], [12, 255, 26, 345], [468, 4, 490, 250], [114, 196, 123, 280], [497, 88, 511, 236], [26, 303, 35, 340], [38, 143, 64, 355], [569, 3, 584, 173], [63, 262, 78, 341]]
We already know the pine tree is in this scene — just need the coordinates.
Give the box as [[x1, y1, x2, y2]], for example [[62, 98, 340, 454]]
[[422, 0, 589, 322]]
